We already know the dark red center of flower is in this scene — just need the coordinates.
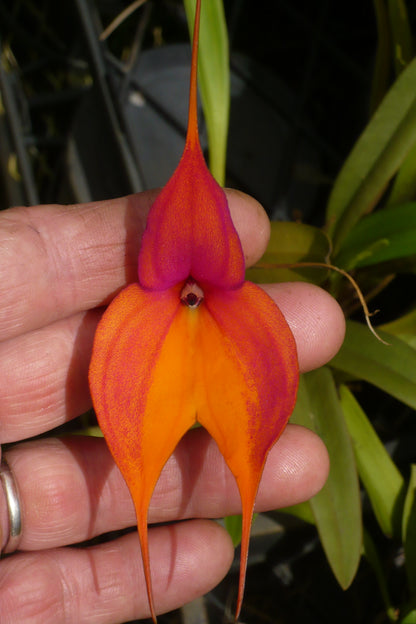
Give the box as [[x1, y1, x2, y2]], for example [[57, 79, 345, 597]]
[[180, 280, 204, 309]]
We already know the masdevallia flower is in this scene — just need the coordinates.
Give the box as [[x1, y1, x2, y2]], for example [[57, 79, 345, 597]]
[[89, 1, 299, 621]]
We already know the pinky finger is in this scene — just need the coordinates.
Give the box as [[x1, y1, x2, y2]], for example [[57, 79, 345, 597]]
[[0, 519, 234, 624]]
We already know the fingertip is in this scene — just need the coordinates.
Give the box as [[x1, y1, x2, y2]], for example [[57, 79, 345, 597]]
[[257, 424, 330, 510], [275, 424, 330, 499], [226, 189, 270, 266], [264, 282, 346, 372], [144, 520, 234, 616]]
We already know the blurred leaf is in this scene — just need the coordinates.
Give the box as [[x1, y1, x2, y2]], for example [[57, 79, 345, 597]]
[[183, 0, 229, 185], [387, 142, 416, 206], [371, 0, 413, 112], [80, 426, 103, 437], [279, 500, 315, 525], [387, 0, 413, 75], [363, 528, 399, 622], [402, 611, 416, 624], [340, 385, 405, 537], [403, 465, 416, 596], [326, 57, 416, 252], [330, 321, 416, 409], [335, 203, 416, 269], [246, 221, 330, 284], [291, 370, 362, 589], [371, 0, 392, 112], [381, 307, 416, 349], [224, 514, 243, 547]]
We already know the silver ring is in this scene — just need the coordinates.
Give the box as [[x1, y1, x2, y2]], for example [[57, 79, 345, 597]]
[[0, 458, 22, 555]]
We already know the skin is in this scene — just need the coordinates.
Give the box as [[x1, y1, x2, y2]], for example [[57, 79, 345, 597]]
[[0, 189, 345, 624]]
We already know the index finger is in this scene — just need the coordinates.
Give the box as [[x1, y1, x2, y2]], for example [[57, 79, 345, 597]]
[[0, 190, 270, 342]]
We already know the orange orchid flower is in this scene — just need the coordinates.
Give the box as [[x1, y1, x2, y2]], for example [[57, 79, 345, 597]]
[[89, 0, 299, 621]]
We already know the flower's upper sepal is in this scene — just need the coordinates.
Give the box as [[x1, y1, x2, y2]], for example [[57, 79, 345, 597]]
[[138, 139, 245, 291]]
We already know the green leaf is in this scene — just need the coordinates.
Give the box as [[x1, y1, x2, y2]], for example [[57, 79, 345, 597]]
[[330, 321, 416, 409], [183, 0, 229, 185], [291, 370, 362, 588], [370, 0, 413, 112], [370, 0, 392, 113], [387, 0, 413, 76], [224, 514, 243, 547], [279, 500, 315, 525], [326, 57, 416, 252], [403, 465, 416, 597], [387, 142, 416, 206], [381, 307, 416, 349], [246, 221, 330, 284], [363, 528, 399, 622], [72, 426, 104, 437], [335, 203, 416, 269], [402, 611, 416, 624], [340, 385, 405, 537]]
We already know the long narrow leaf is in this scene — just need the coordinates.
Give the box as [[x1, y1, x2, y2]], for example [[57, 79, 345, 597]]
[[370, 0, 413, 112], [340, 385, 405, 537], [363, 528, 399, 622], [334, 202, 416, 269], [386, 141, 416, 207], [291, 370, 362, 589], [370, 0, 392, 112], [183, 0, 229, 184], [326, 57, 416, 252], [387, 0, 413, 75], [381, 308, 416, 349], [330, 321, 416, 409], [403, 465, 416, 597]]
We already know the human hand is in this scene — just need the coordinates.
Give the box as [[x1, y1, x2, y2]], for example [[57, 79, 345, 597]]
[[0, 190, 345, 623]]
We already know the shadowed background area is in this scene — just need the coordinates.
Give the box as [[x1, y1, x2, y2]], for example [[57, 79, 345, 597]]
[[0, 0, 381, 221]]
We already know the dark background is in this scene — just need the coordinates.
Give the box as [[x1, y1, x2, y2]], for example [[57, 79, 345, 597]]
[[0, 0, 385, 220]]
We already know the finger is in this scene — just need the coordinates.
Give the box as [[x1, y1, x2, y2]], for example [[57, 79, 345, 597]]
[[263, 281, 346, 372], [227, 188, 270, 265], [0, 281, 343, 442], [0, 190, 269, 341], [0, 520, 233, 624], [0, 426, 328, 552], [0, 311, 98, 443]]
